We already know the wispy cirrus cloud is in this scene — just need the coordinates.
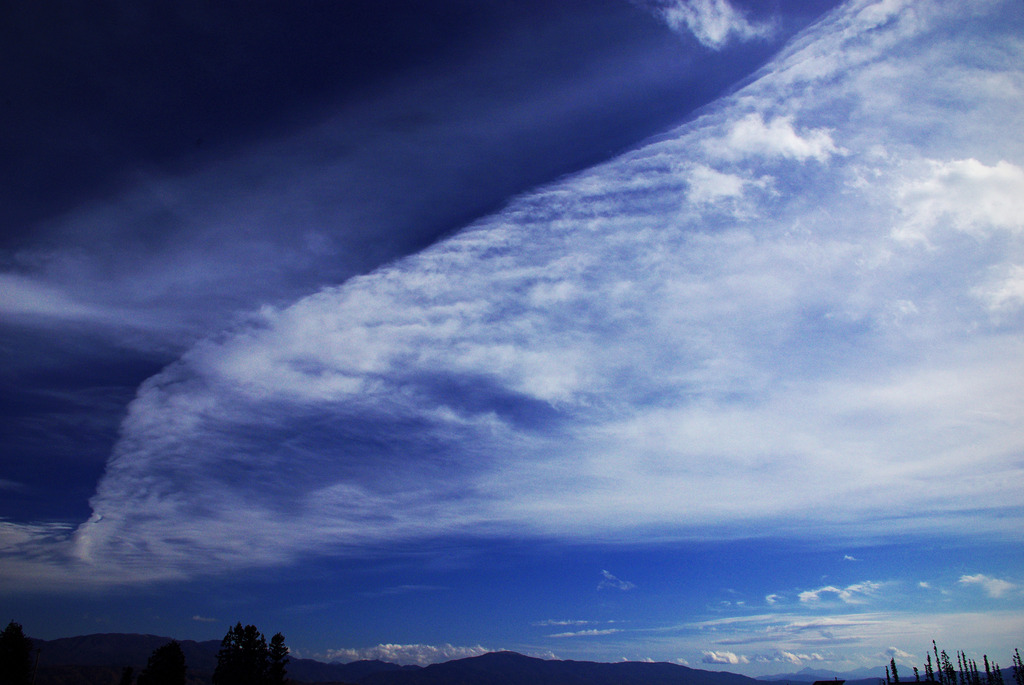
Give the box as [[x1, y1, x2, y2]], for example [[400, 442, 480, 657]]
[[755, 650, 825, 665], [2, 0, 1021, 592], [798, 582, 882, 605], [534, 619, 599, 627], [548, 628, 623, 638], [358, 585, 448, 598], [0, 519, 74, 553], [599, 571, 637, 591], [684, 610, 1024, 662]]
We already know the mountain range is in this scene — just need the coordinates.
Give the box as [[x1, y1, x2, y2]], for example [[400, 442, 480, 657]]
[[757, 666, 885, 682], [27, 633, 765, 685]]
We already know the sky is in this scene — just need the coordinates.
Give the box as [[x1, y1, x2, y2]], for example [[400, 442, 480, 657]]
[[2, 0, 1023, 675]]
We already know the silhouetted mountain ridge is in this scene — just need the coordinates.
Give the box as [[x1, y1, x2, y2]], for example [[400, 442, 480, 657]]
[[30, 632, 394, 684], [29, 633, 764, 685], [360, 650, 760, 685]]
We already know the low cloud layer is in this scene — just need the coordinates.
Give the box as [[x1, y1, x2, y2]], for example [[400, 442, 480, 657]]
[[325, 643, 492, 667], [703, 650, 749, 665], [687, 609, 1024, 666]]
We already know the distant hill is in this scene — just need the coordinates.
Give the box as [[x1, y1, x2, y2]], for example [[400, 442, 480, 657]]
[[758, 667, 883, 682], [30, 633, 410, 685], [33, 633, 221, 671], [757, 664, 1015, 685], [360, 650, 760, 685], [27, 633, 763, 685]]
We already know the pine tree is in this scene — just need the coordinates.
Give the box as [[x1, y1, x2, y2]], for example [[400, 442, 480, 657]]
[[214, 623, 267, 685], [267, 633, 289, 685], [893, 658, 901, 684], [213, 623, 286, 685], [927, 653, 936, 683], [1012, 649, 1023, 685], [137, 641, 186, 685], [0, 621, 34, 685], [941, 649, 956, 685], [213, 624, 243, 685]]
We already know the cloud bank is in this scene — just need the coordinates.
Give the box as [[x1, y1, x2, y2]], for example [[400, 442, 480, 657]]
[[703, 650, 750, 665], [5, 0, 1022, 588], [325, 643, 492, 667], [687, 609, 1024, 666]]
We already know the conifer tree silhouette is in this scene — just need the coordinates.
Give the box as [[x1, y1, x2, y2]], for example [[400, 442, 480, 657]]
[[137, 640, 186, 685], [0, 621, 34, 685]]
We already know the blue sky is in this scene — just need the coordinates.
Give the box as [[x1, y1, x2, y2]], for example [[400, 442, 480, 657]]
[[2, 0, 1023, 675]]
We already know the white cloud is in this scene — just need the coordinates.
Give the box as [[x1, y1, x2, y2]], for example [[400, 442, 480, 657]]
[[639, 0, 775, 49], [686, 164, 748, 202], [895, 158, 1024, 243], [799, 581, 881, 605], [533, 619, 594, 627], [884, 647, 915, 660], [958, 573, 1017, 598], [844, 555, 860, 562], [325, 644, 492, 666], [686, 610, 1024, 663], [974, 264, 1024, 313], [599, 570, 637, 591], [192, 615, 218, 623], [4, 0, 1022, 588], [0, 520, 74, 553], [548, 629, 622, 638], [683, 164, 774, 215], [702, 650, 749, 664], [0, 274, 111, 322], [765, 594, 783, 605], [0, 520, 80, 589], [703, 113, 844, 163], [755, 651, 825, 665]]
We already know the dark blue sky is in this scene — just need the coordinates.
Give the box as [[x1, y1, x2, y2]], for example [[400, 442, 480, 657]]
[[2, 0, 1023, 673]]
